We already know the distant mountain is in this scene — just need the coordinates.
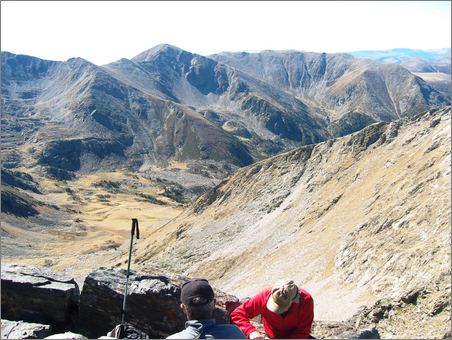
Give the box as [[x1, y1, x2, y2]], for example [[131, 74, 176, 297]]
[[211, 50, 448, 122], [1, 46, 449, 179], [106, 44, 329, 147], [1, 51, 256, 178], [348, 48, 451, 99], [348, 48, 451, 64]]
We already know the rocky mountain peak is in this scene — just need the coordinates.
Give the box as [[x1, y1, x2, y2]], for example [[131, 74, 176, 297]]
[[131, 43, 192, 63]]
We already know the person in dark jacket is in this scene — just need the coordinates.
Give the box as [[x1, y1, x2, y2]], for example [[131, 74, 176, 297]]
[[230, 279, 314, 339], [167, 278, 245, 339]]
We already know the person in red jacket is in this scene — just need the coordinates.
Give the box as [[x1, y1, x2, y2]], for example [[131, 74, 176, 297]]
[[230, 279, 314, 339]]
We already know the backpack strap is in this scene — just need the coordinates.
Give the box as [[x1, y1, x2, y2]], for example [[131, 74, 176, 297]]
[[200, 323, 215, 339]]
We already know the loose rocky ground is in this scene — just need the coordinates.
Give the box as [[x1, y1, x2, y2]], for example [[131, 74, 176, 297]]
[[134, 107, 451, 338]]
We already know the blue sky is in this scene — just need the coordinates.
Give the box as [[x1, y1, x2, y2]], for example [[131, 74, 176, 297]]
[[1, 1, 450, 65]]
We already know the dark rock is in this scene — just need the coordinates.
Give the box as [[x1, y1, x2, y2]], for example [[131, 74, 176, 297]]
[[349, 328, 380, 339], [185, 56, 229, 95], [38, 138, 126, 173], [346, 122, 387, 152], [76, 268, 235, 339], [1, 319, 52, 339], [328, 111, 377, 138], [1, 265, 79, 333], [1, 169, 42, 194], [137, 193, 167, 205], [39, 140, 82, 171], [162, 184, 191, 204], [400, 288, 425, 304], [92, 180, 121, 190], [430, 117, 443, 128], [42, 166, 75, 181]]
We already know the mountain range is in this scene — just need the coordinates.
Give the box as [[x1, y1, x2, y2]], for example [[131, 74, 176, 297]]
[[2, 45, 449, 180]]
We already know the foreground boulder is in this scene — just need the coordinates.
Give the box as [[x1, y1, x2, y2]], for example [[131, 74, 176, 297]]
[[1, 264, 80, 332], [76, 268, 237, 339], [44, 331, 88, 339], [1, 319, 52, 339]]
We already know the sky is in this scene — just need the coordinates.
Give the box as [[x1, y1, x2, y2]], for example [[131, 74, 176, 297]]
[[1, 1, 451, 65]]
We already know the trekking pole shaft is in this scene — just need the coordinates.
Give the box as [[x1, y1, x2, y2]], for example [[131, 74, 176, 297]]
[[121, 234, 134, 324]]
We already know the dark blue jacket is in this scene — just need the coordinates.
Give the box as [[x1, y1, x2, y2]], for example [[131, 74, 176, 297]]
[[166, 319, 245, 339]]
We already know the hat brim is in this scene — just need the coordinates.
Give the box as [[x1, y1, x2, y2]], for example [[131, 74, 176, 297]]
[[266, 291, 301, 314], [266, 296, 290, 314]]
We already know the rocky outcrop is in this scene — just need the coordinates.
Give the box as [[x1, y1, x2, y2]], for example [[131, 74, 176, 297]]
[[1, 320, 52, 339], [76, 268, 184, 338], [2, 265, 239, 339], [1, 265, 80, 332], [44, 332, 87, 339], [38, 138, 127, 174], [1, 169, 41, 194], [77, 268, 237, 339]]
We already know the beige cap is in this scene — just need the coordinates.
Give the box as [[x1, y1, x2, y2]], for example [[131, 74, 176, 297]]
[[266, 279, 300, 314]]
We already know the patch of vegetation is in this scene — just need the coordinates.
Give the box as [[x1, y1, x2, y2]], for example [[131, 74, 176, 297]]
[[92, 180, 121, 191], [96, 194, 111, 202], [137, 193, 167, 206], [161, 185, 190, 204]]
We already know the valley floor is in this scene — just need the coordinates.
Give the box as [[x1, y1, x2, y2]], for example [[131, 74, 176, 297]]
[[1, 170, 184, 286]]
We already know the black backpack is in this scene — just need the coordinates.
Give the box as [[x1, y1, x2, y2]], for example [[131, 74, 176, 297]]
[[107, 323, 149, 339]]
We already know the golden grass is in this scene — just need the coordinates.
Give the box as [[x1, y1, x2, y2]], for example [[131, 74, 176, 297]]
[[2, 170, 183, 283]]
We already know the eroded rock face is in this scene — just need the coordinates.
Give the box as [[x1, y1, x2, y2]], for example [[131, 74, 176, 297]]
[[76, 268, 236, 339], [1, 264, 80, 333], [1, 319, 52, 339]]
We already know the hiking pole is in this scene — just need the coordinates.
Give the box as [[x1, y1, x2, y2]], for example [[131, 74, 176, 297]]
[[121, 218, 140, 325]]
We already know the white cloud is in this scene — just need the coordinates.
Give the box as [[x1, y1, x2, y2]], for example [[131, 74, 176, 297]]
[[1, 1, 450, 65]]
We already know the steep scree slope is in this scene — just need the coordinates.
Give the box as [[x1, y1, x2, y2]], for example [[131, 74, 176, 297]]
[[136, 107, 450, 337]]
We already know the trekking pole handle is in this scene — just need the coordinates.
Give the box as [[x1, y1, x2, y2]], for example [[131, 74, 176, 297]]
[[131, 218, 140, 239]]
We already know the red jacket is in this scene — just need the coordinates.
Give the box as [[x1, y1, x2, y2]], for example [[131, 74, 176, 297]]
[[230, 288, 314, 339]]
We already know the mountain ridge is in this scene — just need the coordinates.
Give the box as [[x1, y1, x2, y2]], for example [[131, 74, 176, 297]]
[[1, 45, 449, 181]]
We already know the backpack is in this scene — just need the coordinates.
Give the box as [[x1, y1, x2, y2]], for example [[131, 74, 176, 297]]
[[106, 323, 149, 339], [185, 323, 215, 339]]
